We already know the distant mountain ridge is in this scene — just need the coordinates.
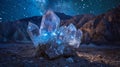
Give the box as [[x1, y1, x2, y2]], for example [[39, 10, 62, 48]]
[[0, 5, 120, 45]]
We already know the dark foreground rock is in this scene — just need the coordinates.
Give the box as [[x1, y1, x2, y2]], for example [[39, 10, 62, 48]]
[[34, 44, 76, 59]]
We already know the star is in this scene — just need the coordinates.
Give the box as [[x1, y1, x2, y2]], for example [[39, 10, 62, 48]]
[[0, 0, 120, 22]]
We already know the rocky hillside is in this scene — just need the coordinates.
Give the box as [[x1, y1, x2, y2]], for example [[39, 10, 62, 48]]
[[80, 5, 120, 44], [0, 6, 120, 45], [0, 12, 71, 43], [61, 5, 120, 45]]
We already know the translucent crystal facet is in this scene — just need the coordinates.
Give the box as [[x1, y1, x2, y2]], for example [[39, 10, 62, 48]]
[[74, 29, 83, 48], [56, 26, 67, 45], [27, 22, 40, 47], [67, 23, 77, 32], [67, 29, 83, 48], [40, 10, 60, 35], [64, 24, 77, 47], [27, 10, 83, 48], [66, 23, 77, 40], [39, 10, 60, 43]]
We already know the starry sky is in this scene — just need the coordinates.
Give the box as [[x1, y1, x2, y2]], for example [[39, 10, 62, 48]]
[[0, 0, 120, 22]]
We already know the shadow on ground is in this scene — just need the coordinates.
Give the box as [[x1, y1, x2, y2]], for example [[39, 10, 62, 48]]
[[0, 43, 119, 67]]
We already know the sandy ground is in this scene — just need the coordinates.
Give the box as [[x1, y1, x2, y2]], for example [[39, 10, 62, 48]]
[[0, 43, 119, 67]]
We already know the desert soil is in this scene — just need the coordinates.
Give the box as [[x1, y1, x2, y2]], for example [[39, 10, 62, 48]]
[[0, 43, 119, 67]]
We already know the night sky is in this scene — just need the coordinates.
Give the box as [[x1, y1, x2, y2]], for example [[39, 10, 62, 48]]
[[0, 0, 120, 22]]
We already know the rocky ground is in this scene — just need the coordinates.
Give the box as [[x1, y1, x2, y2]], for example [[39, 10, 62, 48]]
[[0, 43, 119, 67]]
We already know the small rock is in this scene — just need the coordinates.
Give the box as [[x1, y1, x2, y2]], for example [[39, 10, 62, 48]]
[[66, 57, 74, 63], [45, 46, 60, 59], [39, 57, 44, 60], [12, 57, 16, 60], [63, 47, 75, 56], [28, 60, 33, 63], [23, 60, 33, 63], [97, 55, 102, 58], [65, 65, 69, 67]]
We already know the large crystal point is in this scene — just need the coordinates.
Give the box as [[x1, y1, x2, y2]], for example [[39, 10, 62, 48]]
[[27, 22, 40, 47], [40, 10, 60, 37]]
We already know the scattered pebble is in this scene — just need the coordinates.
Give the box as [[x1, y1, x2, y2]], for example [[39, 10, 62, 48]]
[[39, 57, 44, 60], [28, 60, 33, 63], [65, 65, 69, 67], [66, 57, 74, 63]]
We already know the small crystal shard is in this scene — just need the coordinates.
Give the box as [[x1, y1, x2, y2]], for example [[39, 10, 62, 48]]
[[56, 26, 67, 45], [73, 29, 83, 48], [65, 23, 78, 47], [67, 23, 77, 32], [27, 22, 40, 47], [66, 24, 77, 40], [67, 29, 82, 48], [65, 23, 83, 48]]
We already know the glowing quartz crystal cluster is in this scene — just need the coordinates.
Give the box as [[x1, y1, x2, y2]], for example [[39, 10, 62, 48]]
[[27, 10, 82, 48]]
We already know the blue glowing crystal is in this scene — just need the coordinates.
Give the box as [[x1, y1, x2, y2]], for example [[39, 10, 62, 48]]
[[27, 22, 40, 47], [40, 10, 60, 35], [67, 23, 77, 32], [66, 23, 77, 40], [74, 29, 83, 48], [27, 10, 83, 49], [39, 10, 60, 43], [56, 26, 67, 45], [64, 23, 77, 46], [27, 10, 83, 58]]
